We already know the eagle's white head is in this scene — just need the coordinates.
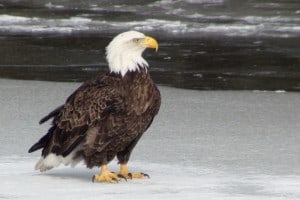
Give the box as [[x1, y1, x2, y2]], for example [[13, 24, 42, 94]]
[[106, 31, 159, 76]]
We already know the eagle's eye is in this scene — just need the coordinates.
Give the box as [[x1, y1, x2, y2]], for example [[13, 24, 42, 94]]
[[133, 38, 141, 43]]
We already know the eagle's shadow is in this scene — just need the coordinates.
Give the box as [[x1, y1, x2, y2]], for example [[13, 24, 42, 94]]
[[35, 167, 99, 182]]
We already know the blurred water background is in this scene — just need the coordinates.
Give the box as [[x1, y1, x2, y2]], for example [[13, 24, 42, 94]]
[[0, 0, 299, 90]]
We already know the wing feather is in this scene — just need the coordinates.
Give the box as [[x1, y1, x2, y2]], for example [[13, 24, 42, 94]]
[[39, 105, 63, 124], [57, 83, 122, 131], [29, 75, 124, 157]]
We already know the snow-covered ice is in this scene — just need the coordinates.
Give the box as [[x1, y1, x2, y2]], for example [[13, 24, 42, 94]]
[[0, 79, 300, 199]]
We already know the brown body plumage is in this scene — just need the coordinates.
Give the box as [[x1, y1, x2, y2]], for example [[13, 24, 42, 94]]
[[29, 69, 160, 169]]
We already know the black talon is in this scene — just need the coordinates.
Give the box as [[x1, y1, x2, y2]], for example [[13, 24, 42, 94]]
[[142, 173, 150, 179], [128, 173, 133, 179], [92, 175, 96, 182], [112, 177, 119, 183], [118, 174, 127, 181]]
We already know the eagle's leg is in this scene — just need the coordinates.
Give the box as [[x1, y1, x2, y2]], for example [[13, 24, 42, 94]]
[[117, 136, 149, 179], [92, 164, 126, 183], [119, 163, 150, 179]]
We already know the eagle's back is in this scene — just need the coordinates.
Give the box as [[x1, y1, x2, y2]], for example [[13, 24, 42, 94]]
[[29, 69, 161, 171]]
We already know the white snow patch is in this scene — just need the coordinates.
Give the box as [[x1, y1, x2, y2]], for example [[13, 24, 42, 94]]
[[0, 79, 300, 199]]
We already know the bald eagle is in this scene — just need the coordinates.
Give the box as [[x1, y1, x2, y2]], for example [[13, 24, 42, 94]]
[[28, 31, 161, 182]]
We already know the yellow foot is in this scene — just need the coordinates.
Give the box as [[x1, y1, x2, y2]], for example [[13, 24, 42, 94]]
[[92, 165, 127, 183], [128, 172, 150, 179], [119, 164, 150, 179]]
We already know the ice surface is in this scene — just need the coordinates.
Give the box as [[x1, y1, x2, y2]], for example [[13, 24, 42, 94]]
[[0, 11, 300, 38], [0, 79, 300, 199]]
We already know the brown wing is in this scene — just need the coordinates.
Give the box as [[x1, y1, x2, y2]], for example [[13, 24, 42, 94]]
[[28, 75, 124, 157], [57, 79, 123, 131]]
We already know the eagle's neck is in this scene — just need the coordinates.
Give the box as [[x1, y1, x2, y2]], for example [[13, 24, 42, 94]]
[[110, 67, 149, 81], [108, 55, 148, 77], [106, 46, 148, 77]]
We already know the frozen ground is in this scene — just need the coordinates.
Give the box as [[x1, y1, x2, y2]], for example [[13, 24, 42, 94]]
[[0, 79, 300, 199]]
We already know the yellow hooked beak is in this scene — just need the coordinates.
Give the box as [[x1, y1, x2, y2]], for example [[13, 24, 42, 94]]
[[144, 36, 159, 52]]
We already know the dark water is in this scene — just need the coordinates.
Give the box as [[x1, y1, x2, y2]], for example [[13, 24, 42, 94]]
[[0, 0, 300, 91]]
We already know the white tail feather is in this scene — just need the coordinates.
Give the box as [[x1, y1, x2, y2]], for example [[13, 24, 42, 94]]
[[35, 153, 61, 172], [35, 145, 83, 172]]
